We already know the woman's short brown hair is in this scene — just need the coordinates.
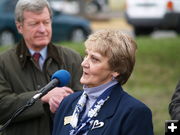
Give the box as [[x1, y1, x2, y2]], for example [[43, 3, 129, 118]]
[[85, 29, 137, 85]]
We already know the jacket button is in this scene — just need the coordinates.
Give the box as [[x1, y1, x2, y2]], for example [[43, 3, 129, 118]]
[[19, 54, 23, 58], [37, 85, 41, 89]]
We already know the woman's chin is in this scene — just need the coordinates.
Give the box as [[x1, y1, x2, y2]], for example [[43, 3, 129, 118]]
[[80, 77, 87, 85]]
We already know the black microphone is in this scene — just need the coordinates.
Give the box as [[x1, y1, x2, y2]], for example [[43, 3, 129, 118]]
[[31, 69, 71, 101]]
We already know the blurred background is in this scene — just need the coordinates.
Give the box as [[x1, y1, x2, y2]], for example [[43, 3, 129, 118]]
[[0, 0, 180, 135]]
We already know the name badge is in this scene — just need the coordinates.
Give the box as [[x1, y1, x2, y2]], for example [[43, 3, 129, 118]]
[[64, 116, 73, 125]]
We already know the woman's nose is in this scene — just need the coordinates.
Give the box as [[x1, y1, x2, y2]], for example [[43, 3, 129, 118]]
[[81, 57, 89, 68]]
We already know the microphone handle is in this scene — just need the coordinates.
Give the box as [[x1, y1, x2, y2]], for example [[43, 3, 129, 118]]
[[30, 78, 59, 103]]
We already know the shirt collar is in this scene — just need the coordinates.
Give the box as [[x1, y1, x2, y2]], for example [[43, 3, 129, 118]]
[[29, 46, 47, 60], [84, 80, 118, 100], [16, 39, 63, 69]]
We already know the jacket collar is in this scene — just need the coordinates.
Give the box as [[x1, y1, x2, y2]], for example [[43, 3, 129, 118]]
[[16, 39, 63, 69], [88, 84, 124, 135], [71, 84, 123, 120], [94, 84, 123, 119], [69, 84, 123, 134]]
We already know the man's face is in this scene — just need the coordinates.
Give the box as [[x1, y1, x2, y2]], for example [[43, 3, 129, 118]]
[[16, 7, 52, 51]]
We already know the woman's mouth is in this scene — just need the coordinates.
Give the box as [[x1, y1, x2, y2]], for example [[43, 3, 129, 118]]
[[83, 71, 88, 76]]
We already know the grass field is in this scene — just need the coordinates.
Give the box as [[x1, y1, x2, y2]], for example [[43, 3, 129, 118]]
[[0, 36, 180, 135]]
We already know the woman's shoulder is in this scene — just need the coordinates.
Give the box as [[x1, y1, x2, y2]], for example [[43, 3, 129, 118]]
[[121, 90, 152, 113], [113, 85, 151, 112]]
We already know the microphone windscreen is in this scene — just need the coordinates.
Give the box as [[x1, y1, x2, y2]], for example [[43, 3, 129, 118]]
[[51, 69, 71, 87]]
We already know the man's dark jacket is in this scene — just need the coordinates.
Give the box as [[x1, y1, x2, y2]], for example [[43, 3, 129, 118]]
[[169, 80, 180, 119], [0, 40, 82, 135]]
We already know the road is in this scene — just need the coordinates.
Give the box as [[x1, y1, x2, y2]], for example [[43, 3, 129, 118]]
[[90, 11, 178, 38]]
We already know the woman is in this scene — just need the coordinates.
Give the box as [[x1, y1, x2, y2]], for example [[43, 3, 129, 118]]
[[52, 29, 154, 135]]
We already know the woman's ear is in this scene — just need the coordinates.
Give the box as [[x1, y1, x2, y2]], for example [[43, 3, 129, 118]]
[[112, 72, 119, 78]]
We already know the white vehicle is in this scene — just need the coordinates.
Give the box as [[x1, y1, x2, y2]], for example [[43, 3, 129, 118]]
[[125, 0, 180, 35], [49, 0, 79, 15], [49, 0, 107, 15]]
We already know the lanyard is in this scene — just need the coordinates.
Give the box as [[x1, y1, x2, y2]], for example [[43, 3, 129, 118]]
[[70, 85, 115, 135]]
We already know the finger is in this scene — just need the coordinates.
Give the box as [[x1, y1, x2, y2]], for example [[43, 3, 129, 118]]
[[62, 86, 74, 93], [63, 92, 71, 97], [41, 95, 49, 103], [49, 98, 59, 113], [49, 97, 63, 113], [49, 104, 57, 113]]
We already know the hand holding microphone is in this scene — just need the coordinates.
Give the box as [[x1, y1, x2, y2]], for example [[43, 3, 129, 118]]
[[41, 86, 73, 113], [36, 69, 73, 113], [31, 69, 71, 101]]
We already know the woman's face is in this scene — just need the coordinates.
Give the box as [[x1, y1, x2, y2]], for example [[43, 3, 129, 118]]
[[80, 48, 118, 88]]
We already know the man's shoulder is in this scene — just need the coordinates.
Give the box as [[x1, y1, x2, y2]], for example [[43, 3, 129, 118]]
[[0, 47, 16, 61], [55, 45, 82, 64], [53, 44, 81, 57]]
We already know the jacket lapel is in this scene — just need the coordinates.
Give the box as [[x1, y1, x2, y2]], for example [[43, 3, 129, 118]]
[[88, 84, 124, 135], [66, 86, 124, 135], [16, 40, 63, 69]]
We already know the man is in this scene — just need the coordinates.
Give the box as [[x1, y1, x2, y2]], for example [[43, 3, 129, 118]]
[[0, 0, 82, 135], [169, 80, 180, 119]]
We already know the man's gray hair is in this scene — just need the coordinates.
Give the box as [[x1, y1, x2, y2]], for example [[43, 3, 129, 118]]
[[15, 0, 52, 22]]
